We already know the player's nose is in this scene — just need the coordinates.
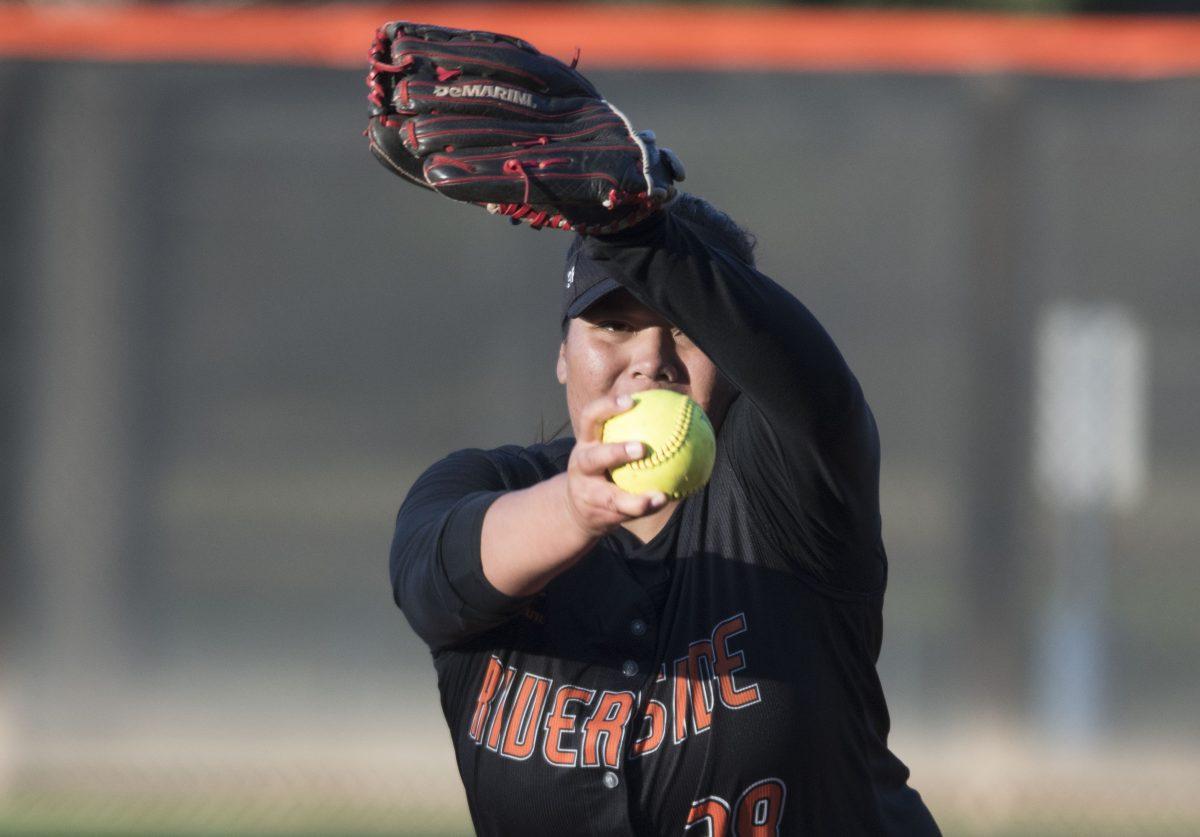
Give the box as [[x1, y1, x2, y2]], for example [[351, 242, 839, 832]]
[[629, 327, 682, 385]]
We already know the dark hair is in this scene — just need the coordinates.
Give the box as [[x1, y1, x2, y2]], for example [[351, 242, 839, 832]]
[[559, 194, 756, 341]]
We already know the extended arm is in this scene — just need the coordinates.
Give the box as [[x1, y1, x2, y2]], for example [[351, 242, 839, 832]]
[[392, 397, 666, 650], [481, 394, 667, 596]]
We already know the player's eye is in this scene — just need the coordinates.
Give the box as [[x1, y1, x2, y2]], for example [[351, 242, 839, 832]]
[[597, 320, 631, 332]]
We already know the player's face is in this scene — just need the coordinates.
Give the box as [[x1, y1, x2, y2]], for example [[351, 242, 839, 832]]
[[557, 289, 736, 437]]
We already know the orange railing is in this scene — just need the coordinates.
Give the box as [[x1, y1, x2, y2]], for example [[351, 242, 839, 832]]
[[2, 4, 1199, 78]]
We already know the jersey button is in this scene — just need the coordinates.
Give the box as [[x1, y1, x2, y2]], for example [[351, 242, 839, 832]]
[[602, 771, 619, 789], [621, 660, 639, 678], [630, 619, 648, 637]]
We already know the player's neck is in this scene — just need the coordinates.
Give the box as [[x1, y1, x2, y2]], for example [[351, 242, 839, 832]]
[[620, 499, 680, 545]]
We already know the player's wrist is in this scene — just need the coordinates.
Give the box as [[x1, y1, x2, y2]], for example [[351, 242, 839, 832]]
[[480, 478, 597, 597], [586, 203, 673, 247], [552, 472, 612, 543]]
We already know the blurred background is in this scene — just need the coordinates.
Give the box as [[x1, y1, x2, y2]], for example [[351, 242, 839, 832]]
[[2, 1, 1199, 835]]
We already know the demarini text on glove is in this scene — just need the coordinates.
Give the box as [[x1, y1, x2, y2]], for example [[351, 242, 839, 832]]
[[433, 84, 536, 108]]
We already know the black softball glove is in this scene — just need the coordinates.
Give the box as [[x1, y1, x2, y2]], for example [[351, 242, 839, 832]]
[[366, 21, 684, 233]]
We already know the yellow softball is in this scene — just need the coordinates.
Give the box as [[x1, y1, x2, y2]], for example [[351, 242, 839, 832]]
[[601, 389, 716, 500]]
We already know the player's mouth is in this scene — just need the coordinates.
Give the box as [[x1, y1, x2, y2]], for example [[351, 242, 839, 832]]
[[624, 384, 688, 397]]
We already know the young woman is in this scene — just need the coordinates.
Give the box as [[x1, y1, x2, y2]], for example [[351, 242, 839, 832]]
[[390, 193, 940, 835]]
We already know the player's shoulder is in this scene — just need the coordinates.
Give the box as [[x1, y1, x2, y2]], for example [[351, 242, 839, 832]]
[[434, 437, 574, 490], [483, 437, 574, 486]]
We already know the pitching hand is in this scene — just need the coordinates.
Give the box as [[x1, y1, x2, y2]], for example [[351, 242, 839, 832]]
[[562, 393, 668, 538]]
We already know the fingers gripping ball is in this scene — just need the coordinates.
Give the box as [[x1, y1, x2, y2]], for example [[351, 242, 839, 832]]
[[601, 390, 716, 500]]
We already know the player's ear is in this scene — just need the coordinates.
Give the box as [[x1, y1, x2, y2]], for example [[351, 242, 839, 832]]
[[556, 340, 568, 386]]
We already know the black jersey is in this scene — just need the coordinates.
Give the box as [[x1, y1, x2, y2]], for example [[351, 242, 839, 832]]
[[389, 212, 940, 835]]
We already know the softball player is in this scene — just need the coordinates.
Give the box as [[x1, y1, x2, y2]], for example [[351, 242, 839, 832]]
[[373, 22, 941, 835]]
